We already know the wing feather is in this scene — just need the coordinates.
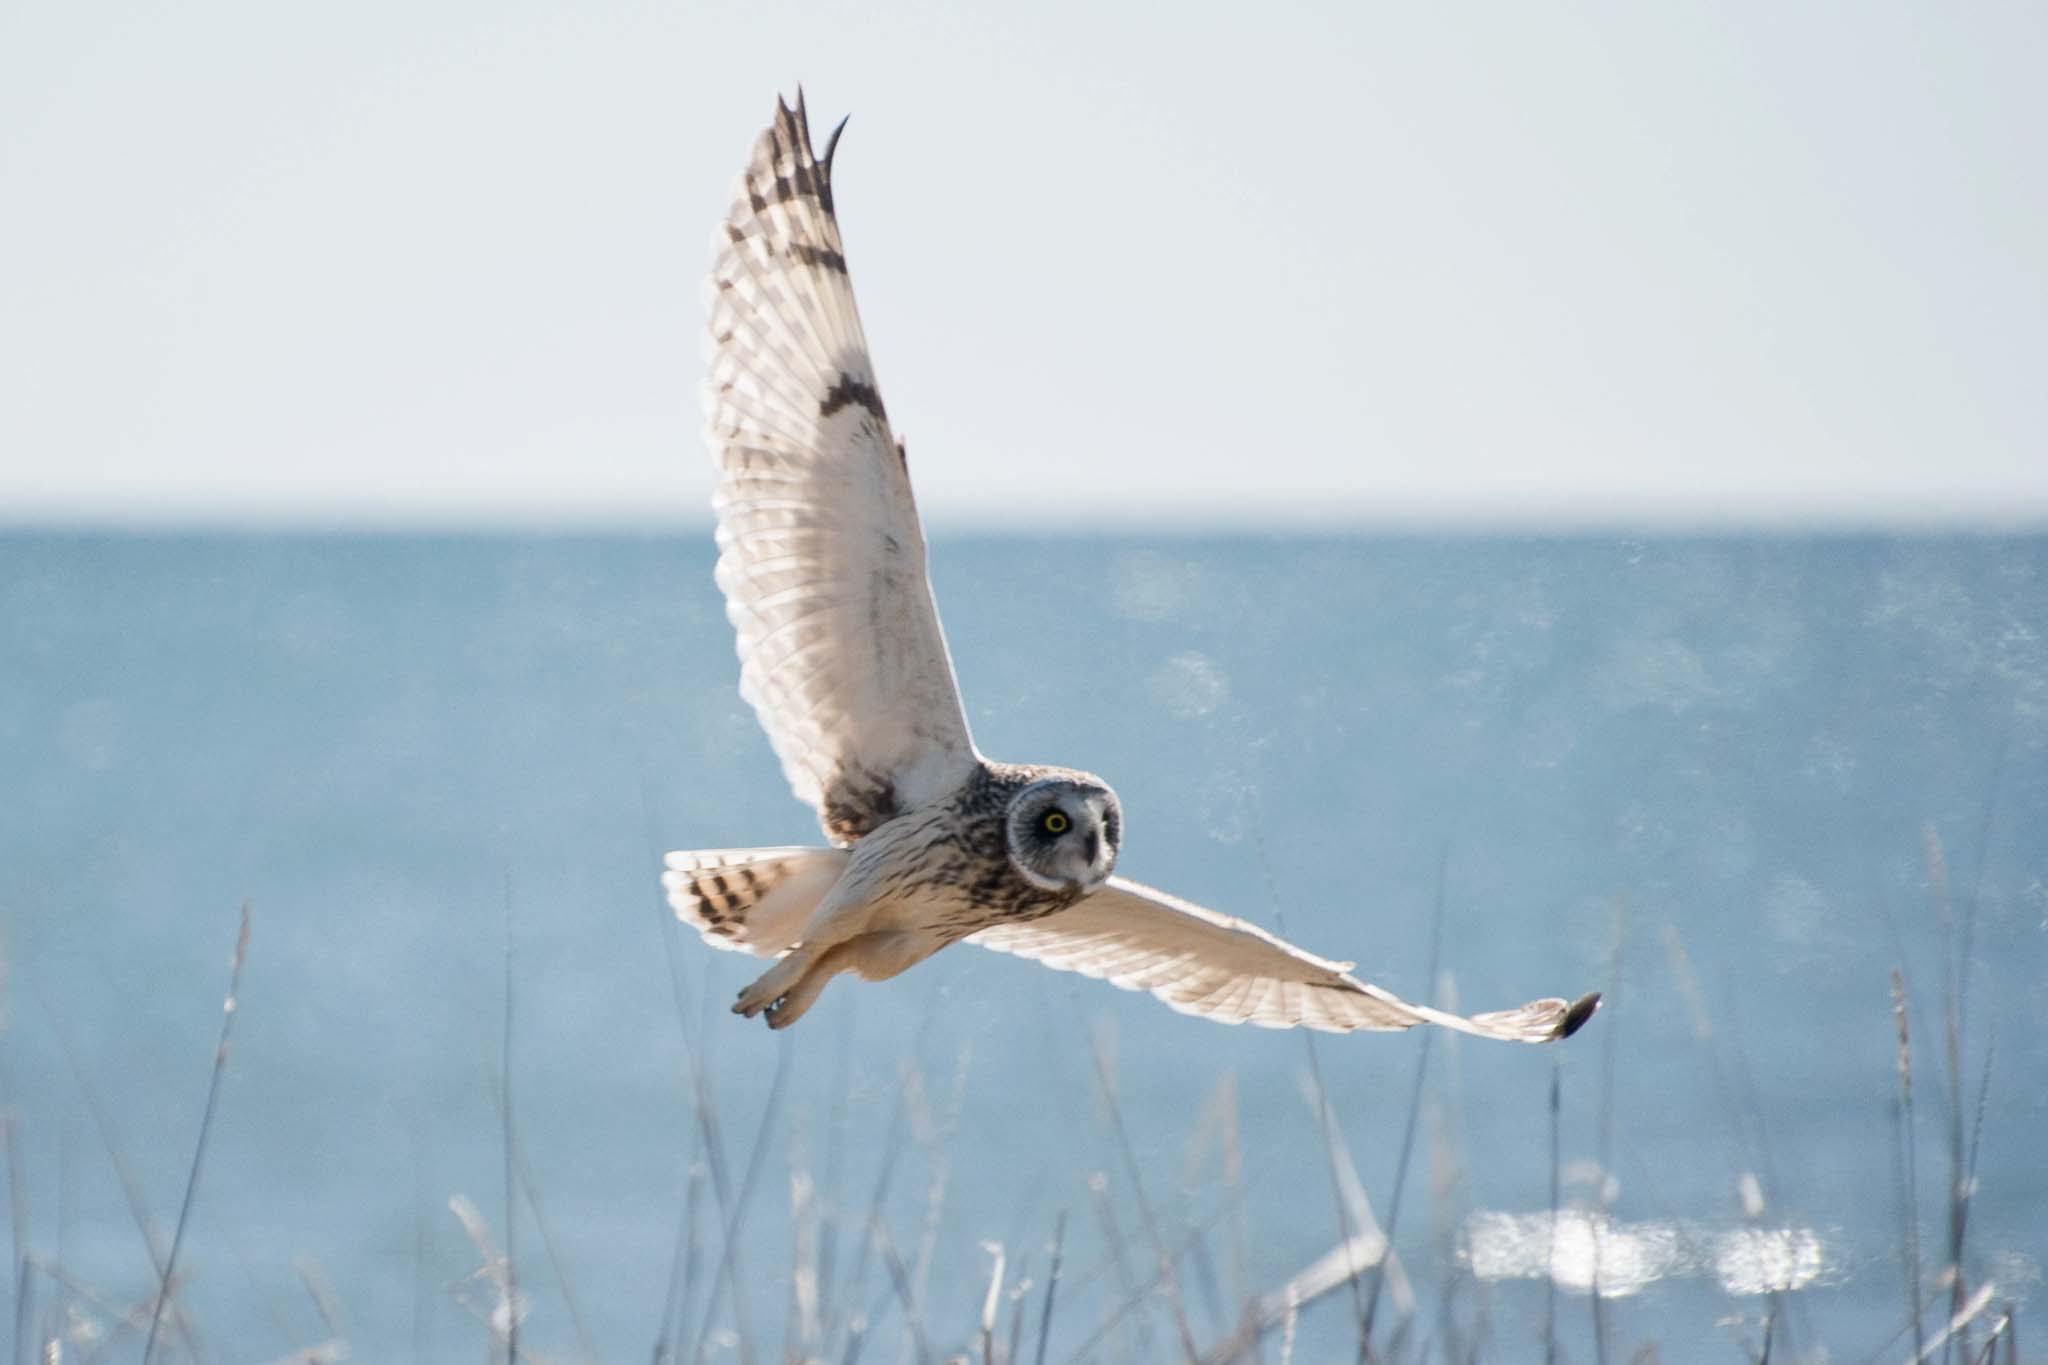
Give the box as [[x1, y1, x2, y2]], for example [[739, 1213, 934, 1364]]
[[706, 94, 978, 847], [968, 876, 1600, 1043]]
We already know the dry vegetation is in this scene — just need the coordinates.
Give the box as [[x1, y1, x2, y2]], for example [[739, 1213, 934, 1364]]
[[4, 829, 2025, 1363]]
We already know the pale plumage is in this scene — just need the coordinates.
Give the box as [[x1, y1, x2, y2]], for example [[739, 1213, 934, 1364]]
[[669, 92, 1599, 1042], [704, 95, 973, 846], [968, 879, 1600, 1041]]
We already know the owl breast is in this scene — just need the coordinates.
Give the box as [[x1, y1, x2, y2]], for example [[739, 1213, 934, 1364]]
[[851, 764, 1084, 941]]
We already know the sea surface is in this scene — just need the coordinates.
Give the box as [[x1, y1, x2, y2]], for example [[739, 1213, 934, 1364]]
[[3, 529, 2044, 1363]]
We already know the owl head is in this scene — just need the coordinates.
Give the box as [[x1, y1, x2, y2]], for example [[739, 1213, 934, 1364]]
[[1005, 771, 1122, 897]]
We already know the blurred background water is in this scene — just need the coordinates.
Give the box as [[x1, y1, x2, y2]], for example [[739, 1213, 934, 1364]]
[[3, 528, 2042, 1361]]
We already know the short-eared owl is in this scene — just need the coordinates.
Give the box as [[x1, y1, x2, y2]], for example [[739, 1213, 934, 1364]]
[[666, 93, 1599, 1041]]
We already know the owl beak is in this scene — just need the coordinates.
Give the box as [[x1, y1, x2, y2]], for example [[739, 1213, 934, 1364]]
[[1082, 829, 1101, 867]]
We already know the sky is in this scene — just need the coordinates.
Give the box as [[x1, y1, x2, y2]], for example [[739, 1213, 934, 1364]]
[[2, 0, 2044, 529]]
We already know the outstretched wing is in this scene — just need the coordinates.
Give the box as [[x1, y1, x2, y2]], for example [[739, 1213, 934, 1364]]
[[968, 877, 1599, 1043], [705, 93, 978, 847]]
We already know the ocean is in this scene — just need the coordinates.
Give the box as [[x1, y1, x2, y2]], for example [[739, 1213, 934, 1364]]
[[3, 529, 2043, 1362]]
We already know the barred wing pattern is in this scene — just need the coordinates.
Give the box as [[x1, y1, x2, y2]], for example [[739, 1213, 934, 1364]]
[[705, 94, 978, 846], [969, 877, 1600, 1043]]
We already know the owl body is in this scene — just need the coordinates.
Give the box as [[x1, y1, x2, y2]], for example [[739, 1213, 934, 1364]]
[[669, 760, 1120, 1027], [663, 93, 1598, 1044], [833, 761, 1113, 934]]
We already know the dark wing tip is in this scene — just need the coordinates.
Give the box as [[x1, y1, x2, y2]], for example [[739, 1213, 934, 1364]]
[[766, 88, 845, 205], [1555, 991, 1603, 1040], [822, 113, 850, 175]]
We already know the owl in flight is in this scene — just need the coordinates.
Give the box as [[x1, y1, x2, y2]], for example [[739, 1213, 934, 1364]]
[[665, 93, 1599, 1042]]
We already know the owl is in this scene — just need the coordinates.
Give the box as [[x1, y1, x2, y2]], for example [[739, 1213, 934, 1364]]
[[665, 93, 1599, 1042]]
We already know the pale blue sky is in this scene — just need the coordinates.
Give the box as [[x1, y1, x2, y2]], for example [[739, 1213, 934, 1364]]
[[3, 0, 2043, 526]]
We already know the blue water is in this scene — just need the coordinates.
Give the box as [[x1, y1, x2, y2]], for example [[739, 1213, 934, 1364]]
[[3, 530, 2043, 1362]]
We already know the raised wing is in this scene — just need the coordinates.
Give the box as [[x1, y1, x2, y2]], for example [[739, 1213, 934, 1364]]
[[706, 93, 978, 846], [968, 877, 1599, 1043]]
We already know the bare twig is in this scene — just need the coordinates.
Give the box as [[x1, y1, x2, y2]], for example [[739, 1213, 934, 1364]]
[[502, 886, 519, 1365], [689, 1039, 791, 1365], [979, 1241, 1006, 1365], [1592, 895, 1627, 1365], [1543, 1059, 1560, 1365], [1248, 795, 1372, 1355], [142, 904, 251, 1365], [1033, 1211, 1066, 1365], [825, 1069, 912, 1363], [1198, 1230, 1386, 1365], [1893, 969, 1926, 1360], [1063, 1191, 1266, 1365], [1923, 826, 1969, 1365], [1004, 1251, 1034, 1365], [485, 1074, 599, 1363], [5, 1115, 27, 1365], [869, 1217, 931, 1365], [1090, 1030, 1200, 1362], [449, 1194, 523, 1351], [1359, 846, 1453, 1354]]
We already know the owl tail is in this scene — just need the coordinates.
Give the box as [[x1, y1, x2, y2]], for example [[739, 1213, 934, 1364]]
[[663, 846, 850, 957]]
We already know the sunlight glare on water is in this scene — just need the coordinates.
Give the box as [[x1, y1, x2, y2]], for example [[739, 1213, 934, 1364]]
[[1461, 1209, 1831, 1298]]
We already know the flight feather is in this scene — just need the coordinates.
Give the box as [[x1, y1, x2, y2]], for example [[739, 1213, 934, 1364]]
[[704, 93, 978, 847], [969, 877, 1599, 1042]]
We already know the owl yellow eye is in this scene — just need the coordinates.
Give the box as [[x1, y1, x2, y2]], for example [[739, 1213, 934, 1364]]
[[1041, 810, 1070, 835]]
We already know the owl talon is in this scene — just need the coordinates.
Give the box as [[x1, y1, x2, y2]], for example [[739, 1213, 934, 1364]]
[[735, 954, 809, 1017]]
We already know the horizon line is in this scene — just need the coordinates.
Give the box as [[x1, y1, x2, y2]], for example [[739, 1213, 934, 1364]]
[[6, 501, 2047, 537]]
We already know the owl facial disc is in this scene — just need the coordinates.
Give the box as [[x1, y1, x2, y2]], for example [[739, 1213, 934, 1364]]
[[1004, 774, 1122, 896]]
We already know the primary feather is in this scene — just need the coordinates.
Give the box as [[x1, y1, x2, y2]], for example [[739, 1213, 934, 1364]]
[[705, 93, 977, 847], [969, 877, 1599, 1043]]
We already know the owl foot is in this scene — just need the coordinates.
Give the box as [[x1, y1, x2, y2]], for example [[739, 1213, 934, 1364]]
[[733, 948, 821, 1020], [763, 993, 802, 1029], [763, 972, 831, 1027], [736, 945, 844, 1027], [731, 980, 781, 1018], [737, 983, 823, 1030], [734, 968, 792, 1018]]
